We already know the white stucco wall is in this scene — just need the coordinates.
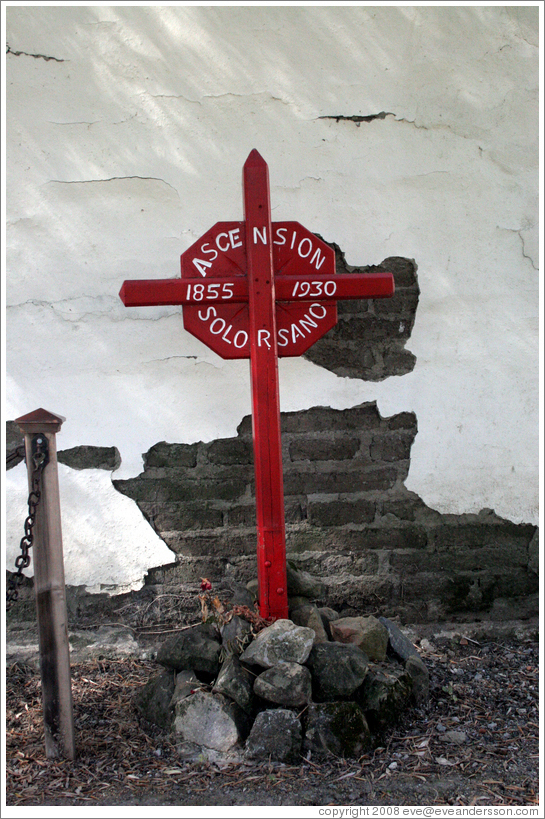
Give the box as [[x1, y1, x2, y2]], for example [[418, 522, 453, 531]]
[[4, 5, 540, 593]]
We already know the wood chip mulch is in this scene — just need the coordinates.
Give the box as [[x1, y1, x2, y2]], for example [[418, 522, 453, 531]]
[[4, 634, 540, 808]]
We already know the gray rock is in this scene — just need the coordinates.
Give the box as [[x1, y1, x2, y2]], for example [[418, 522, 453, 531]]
[[68, 625, 141, 662], [157, 624, 221, 675], [330, 615, 389, 661], [304, 702, 372, 758], [286, 563, 325, 599], [245, 709, 302, 762], [306, 642, 369, 701], [240, 619, 315, 668], [290, 605, 329, 643], [254, 661, 312, 707], [378, 616, 420, 661], [170, 670, 201, 707], [318, 607, 341, 639], [216, 579, 255, 609], [356, 662, 413, 733], [405, 655, 430, 704], [213, 655, 254, 714], [133, 669, 176, 730], [173, 690, 249, 752], [221, 616, 253, 656], [442, 730, 467, 745], [288, 595, 313, 612]]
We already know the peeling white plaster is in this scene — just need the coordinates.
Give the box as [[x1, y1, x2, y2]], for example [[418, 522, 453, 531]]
[[5, 6, 540, 592], [5, 463, 174, 594]]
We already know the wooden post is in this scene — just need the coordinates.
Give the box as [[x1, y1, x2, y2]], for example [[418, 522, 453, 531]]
[[15, 408, 75, 761], [243, 150, 289, 620]]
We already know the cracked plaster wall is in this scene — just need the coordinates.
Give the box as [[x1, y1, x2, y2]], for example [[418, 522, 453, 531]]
[[4, 5, 539, 594]]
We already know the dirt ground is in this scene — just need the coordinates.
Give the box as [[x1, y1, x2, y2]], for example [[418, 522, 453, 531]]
[[4, 621, 540, 812]]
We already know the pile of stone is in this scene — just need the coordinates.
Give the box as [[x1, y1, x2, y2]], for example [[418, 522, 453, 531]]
[[134, 570, 429, 762]]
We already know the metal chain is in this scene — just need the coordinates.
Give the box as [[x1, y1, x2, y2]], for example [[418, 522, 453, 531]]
[[6, 436, 49, 610]]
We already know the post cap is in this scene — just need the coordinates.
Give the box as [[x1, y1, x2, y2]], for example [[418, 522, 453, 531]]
[[15, 408, 65, 434]]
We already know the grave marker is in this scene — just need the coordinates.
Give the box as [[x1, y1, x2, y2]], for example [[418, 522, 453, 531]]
[[120, 150, 394, 619]]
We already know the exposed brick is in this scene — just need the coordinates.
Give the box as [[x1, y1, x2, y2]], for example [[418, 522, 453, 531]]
[[138, 502, 224, 531], [289, 437, 360, 462], [146, 558, 231, 586], [236, 415, 253, 437], [434, 522, 536, 553], [338, 299, 372, 316], [381, 257, 419, 288], [57, 445, 121, 471], [374, 291, 419, 318], [108, 394, 538, 626], [370, 433, 413, 463], [492, 570, 539, 598], [331, 315, 403, 343], [282, 467, 397, 495], [206, 438, 253, 465], [6, 420, 25, 470], [162, 531, 257, 557], [381, 499, 423, 521], [386, 412, 417, 431], [439, 572, 497, 613], [342, 527, 428, 551], [382, 349, 417, 374], [305, 340, 379, 377], [228, 504, 257, 527], [144, 442, 198, 468], [390, 543, 529, 574], [113, 476, 247, 503], [325, 577, 397, 611], [295, 551, 380, 576], [309, 498, 375, 527], [281, 404, 381, 433]]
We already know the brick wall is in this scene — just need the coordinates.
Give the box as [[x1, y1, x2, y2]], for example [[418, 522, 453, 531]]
[[113, 402, 538, 623]]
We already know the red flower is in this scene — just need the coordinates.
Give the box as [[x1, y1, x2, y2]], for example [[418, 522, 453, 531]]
[[200, 578, 212, 592]]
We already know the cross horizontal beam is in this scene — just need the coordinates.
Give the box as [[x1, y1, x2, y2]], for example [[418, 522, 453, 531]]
[[119, 271, 394, 307]]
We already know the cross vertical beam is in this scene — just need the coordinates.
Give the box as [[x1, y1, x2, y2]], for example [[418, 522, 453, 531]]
[[243, 150, 289, 620]]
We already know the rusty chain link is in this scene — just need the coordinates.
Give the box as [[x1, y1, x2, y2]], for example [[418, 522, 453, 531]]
[[6, 435, 49, 610]]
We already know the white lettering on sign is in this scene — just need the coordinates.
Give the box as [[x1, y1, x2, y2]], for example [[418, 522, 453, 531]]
[[229, 228, 242, 248], [272, 227, 326, 270], [234, 330, 248, 348], [192, 229, 243, 276], [186, 282, 234, 301], [291, 279, 337, 298], [195, 302, 328, 351], [215, 233, 230, 252], [298, 237, 312, 258], [258, 329, 271, 348], [253, 226, 267, 245], [310, 248, 326, 270], [191, 226, 327, 276], [277, 303, 328, 347], [196, 306, 248, 347], [192, 242, 217, 275], [273, 228, 287, 246]]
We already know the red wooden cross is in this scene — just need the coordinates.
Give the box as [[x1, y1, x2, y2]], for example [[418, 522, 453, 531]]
[[120, 150, 394, 620]]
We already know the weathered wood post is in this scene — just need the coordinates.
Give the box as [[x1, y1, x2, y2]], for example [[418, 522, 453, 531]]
[[15, 408, 75, 761]]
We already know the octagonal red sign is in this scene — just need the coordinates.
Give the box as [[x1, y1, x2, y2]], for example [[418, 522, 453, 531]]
[[181, 221, 336, 359]]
